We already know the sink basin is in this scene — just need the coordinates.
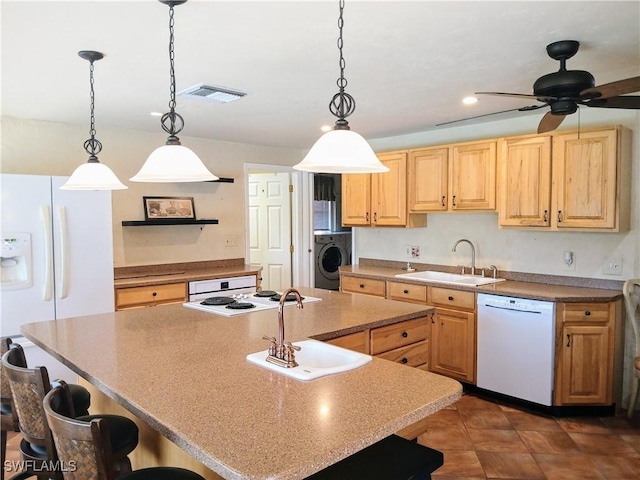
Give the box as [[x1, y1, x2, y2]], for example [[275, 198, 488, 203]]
[[246, 339, 372, 381], [394, 270, 506, 286]]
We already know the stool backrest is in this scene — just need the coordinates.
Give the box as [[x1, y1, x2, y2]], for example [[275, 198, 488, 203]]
[[623, 279, 640, 355], [1, 337, 14, 404], [1, 345, 54, 452], [44, 384, 115, 480]]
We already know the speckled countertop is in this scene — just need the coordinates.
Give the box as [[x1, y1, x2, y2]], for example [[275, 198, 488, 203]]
[[21, 287, 461, 480], [341, 265, 622, 302]]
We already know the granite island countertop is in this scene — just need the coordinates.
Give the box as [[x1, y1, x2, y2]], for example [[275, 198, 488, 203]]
[[21, 287, 460, 480], [341, 265, 622, 302]]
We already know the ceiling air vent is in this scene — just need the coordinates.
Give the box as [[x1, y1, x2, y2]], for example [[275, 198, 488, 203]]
[[178, 84, 246, 104]]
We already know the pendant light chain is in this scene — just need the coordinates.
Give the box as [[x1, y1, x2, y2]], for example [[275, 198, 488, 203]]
[[161, 2, 184, 140], [84, 59, 102, 161], [329, 0, 355, 129]]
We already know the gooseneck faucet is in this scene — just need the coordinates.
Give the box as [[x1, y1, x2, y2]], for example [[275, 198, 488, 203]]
[[452, 239, 476, 275], [263, 288, 304, 368]]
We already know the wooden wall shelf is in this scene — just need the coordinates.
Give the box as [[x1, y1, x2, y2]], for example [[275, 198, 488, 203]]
[[121, 219, 219, 226]]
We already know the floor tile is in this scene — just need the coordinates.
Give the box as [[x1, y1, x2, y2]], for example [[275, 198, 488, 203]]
[[505, 410, 563, 432], [432, 450, 486, 477], [619, 433, 640, 454], [418, 427, 474, 451], [467, 429, 528, 452], [533, 453, 605, 479], [568, 432, 640, 456], [476, 451, 544, 479], [557, 416, 611, 434], [459, 409, 512, 430], [518, 430, 580, 454], [454, 395, 502, 412], [421, 409, 466, 429], [589, 454, 640, 479], [599, 414, 640, 431]]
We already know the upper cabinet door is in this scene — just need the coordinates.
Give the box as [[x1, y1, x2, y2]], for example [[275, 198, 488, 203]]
[[553, 129, 618, 229], [408, 147, 449, 212], [450, 141, 497, 210], [372, 152, 407, 226], [498, 136, 552, 227], [342, 173, 371, 226]]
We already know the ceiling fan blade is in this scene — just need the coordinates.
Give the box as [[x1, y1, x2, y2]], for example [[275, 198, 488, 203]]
[[435, 104, 547, 127], [475, 91, 557, 102], [581, 76, 640, 99], [537, 112, 566, 134], [584, 95, 640, 109]]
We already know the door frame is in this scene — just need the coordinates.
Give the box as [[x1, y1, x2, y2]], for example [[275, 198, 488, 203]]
[[244, 163, 314, 288]]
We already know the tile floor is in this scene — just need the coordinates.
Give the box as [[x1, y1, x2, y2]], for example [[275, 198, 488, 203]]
[[4, 393, 639, 479], [418, 394, 640, 480]]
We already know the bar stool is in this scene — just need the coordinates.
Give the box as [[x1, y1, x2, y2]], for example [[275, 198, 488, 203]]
[[2, 347, 139, 479], [1, 338, 19, 480], [44, 384, 205, 480], [623, 278, 640, 418]]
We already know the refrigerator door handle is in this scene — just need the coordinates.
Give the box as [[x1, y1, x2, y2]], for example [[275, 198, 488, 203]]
[[57, 205, 69, 300], [41, 205, 54, 301]]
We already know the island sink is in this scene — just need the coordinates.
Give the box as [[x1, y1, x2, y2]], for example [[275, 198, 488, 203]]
[[247, 339, 372, 380], [394, 270, 506, 286]]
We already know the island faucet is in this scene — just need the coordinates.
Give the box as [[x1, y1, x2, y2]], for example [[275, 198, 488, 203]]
[[263, 288, 303, 368], [452, 239, 476, 275]]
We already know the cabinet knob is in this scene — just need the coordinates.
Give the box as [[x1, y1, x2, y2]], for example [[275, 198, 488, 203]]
[[403, 289, 409, 294], [152, 292, 157, 297], [402, 332, 408, 338], [584, 311, 591, 316], [448, 296, 454, 301], [401, 358, 408, 364], [359, 284, 365, 289]]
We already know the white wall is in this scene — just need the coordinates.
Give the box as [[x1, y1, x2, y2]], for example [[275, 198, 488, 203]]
[[0, 116, 305, 267], [359, 109, 640, 280]]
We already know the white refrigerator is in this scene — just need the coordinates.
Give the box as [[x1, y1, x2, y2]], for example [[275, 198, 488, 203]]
[[1, 174, 115, 382]]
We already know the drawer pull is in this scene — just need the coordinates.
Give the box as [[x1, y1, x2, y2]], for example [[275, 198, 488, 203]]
[[402, 332, 408, 338], [448, 296, 454, 301], [566, 334, 571, 347], [403, 289, 409, 294], [401, 358, 408, 364], [359, 284, 365, 289], [152, 292, 157, 297], [584, 311, 591, 316]]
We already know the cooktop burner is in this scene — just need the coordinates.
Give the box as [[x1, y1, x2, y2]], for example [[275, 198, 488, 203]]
[[225, 302, 256, 310], [201, 296, 236, 306], [269, 293, 305, 302], [254, 290, 278, 298]]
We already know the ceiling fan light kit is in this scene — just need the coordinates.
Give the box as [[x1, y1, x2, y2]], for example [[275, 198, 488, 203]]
[[294, 0, 389, 174], [61, 51, 127, 191], [130, 0, 218, 183], [441, 40, 640, 133]]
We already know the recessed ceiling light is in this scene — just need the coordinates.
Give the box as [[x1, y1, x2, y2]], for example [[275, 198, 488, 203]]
[[463, 96, 478, 105], [320, 125, 332, 132]]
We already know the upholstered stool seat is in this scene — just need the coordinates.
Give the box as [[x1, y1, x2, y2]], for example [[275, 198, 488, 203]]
[[68, 383, 91, 416], [77, 414, 139, 457], [119, 467, 206, 480]]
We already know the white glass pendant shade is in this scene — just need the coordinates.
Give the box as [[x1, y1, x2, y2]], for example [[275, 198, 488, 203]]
[[130, 144, 218, 182], [294, 129, 390, 174], [60, 162, 128, 190]]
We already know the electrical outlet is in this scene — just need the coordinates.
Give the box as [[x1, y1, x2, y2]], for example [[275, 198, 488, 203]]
[[603, 257, 623, 275], [411, 246, 420, 258], [404, 245, 413, 258], [224, 236, 238, 247]]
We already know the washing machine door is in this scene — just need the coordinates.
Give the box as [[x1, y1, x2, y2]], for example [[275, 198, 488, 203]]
[[317, 242, 346, 280]]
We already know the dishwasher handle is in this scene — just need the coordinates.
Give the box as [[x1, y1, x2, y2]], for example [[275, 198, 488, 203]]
[[482, 303, 543, 315]]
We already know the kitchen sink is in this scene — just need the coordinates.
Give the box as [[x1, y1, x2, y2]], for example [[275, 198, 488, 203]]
[[246, 339, 372, 381], [394, 270, 506, 286]]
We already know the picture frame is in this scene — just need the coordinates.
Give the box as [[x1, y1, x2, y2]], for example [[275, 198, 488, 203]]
[[143, 196, 196, 221]]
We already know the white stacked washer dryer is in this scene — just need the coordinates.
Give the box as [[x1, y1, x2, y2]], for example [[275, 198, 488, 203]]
[[314, 232, 352, 290]]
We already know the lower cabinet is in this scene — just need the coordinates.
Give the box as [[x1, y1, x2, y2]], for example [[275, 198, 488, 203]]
[[371, 317, 430, 369], [115, 282, 188, 310], [340, 275, 386, 297], [430, 307, 475, 383], [325, 331, 369, 354]]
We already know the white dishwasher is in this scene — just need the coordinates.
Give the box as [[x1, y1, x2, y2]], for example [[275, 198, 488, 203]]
[[477, 293, 555, 406]]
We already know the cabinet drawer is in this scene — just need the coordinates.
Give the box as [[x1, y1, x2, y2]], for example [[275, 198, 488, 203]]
[[387, 281, 427, 304], [376, 340, 428, 367], [116, 283, 187, 309], [325, 331, 369, 354], [341, 275, 386, 297], [370, 317, 429, 355], [430, 287, 475, 311], [562, 303, 610, 323]]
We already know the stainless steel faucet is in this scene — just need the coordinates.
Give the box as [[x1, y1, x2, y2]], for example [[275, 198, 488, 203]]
[[263, 288, 303, 368], [452, 239, 476, 275]]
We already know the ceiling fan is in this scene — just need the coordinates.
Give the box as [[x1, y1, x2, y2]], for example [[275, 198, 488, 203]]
[[438, 40, 640, 133]]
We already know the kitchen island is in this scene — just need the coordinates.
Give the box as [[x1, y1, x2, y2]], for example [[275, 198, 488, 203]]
[[21, 287, 461, 480]]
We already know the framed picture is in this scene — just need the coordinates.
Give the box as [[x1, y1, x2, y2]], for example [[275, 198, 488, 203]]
[[143, 196, 196, 221]]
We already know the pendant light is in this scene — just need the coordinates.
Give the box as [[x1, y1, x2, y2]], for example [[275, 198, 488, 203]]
[[60, 51, 127, 190], [294, 0, 388, 174], [130, 0, 218, 182]]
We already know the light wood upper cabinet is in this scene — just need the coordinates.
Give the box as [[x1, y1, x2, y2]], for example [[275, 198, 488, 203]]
[[498, 135, 552, 227], [408, 141, 496, 213], [342, 151, 426, 228], [553, 128, 618, 230], [408, 147, 449, 211]]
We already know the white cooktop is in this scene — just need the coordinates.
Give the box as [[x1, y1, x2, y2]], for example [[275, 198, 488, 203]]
[[183, 292, 322, 317]]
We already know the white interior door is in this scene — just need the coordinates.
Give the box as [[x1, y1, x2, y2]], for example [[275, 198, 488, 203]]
[[248, 172, 292, 291]]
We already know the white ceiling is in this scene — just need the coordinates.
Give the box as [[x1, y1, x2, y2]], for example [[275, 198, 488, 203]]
[[2, 1, 639, 150]]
